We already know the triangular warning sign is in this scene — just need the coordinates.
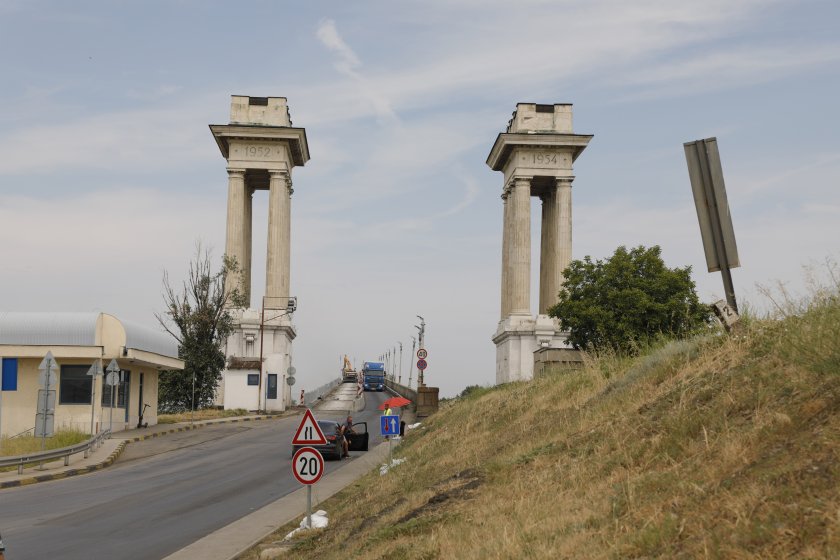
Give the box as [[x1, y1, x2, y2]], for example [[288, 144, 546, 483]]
[[292, 408, 328, 445]]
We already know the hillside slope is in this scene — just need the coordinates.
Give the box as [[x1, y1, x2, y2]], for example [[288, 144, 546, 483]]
[[245, 290, 839, 559]]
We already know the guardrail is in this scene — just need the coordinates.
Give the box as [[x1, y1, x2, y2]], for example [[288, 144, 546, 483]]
[[0, 429, 111, 475], [385, 378, 418, 403], [304, 377, 342, 406]]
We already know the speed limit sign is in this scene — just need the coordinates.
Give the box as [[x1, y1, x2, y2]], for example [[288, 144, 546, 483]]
[[292, 447, 324, 485], [417, 348, 428, 359]]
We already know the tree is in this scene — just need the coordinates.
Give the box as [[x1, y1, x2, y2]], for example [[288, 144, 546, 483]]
[[156, 246, 245, 412], [548, 245, 710, 353]]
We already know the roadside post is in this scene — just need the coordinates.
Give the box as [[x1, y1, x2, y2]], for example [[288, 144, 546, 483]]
[[380, 414, 400, 465], [416, 351, 428, 387], [684, 137, 741, 329], [36, 351, 58, 455], [292, 409, 328, 528], [86, 360, 103, 439], [105, 359, 120, 437]]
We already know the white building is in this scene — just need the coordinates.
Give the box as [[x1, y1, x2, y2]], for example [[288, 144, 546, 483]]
[[0, 312, 184, 437]]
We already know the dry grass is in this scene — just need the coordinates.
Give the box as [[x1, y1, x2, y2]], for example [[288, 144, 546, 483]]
[[157, 408, 250, 424], [239, 275, 840, 560], [0, 429, 89, 458]]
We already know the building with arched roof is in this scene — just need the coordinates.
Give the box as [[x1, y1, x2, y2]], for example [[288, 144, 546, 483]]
[[0, 312, 184, 438]]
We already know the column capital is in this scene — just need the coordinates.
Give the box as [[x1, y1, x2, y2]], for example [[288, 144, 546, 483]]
[[555, 176, 575, 187], [268, 169, 290, 179], [512, 176, 533, 186], [227, 167, 246, 178], [269, 170, 293, 196]]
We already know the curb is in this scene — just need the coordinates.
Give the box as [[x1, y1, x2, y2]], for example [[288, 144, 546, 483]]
[[0, 414, 286, 490]]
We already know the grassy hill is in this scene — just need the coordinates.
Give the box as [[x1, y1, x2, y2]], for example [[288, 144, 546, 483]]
[[244, 281, 839, 559]]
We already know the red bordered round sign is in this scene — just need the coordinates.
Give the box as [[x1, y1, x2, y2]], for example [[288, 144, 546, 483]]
[[292, 447, 325, 485]]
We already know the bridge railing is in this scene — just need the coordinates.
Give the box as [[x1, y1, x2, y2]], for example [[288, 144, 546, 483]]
[[0, 429, 111, 475], [385, 378, 418, 404], [304, 377, 342, 407]]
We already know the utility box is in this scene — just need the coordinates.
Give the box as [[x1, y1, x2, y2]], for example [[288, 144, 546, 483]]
[[533, 347, 584, 377], [416, 386, 439, 417]]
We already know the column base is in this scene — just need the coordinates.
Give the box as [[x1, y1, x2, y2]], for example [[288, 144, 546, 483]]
[[492, 314, 571, 384], [220, 308, 297, 412]]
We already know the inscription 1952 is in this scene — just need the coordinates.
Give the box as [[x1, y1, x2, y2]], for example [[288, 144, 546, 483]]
[[242, 145, 274, 158]]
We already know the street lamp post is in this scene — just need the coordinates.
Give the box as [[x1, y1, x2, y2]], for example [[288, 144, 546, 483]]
[[409, 336, 416, 389], [416, 315, 426, 386], [398, 342, 403, 384]]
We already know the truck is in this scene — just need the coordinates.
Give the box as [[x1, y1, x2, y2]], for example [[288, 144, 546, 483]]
[[341, 355, 358, 383], [362, 361, 386, 391]]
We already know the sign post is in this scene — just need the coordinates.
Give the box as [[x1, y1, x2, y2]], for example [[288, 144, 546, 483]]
[[292, 409, 328, 528], [105, 359, 120, 436], [684, 137, 741, 325], [86, 360, 103, 438], [292, 447, 325, 529], [380, 414, 400, 466], [36, 351, 59, 451]]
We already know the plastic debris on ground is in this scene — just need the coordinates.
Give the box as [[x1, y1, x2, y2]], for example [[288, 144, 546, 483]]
[[284, 509, 328, 540], [379, 457, 407, 476], [407, 422, 422, 430]]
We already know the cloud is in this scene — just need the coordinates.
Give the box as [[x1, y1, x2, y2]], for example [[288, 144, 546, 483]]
[[315, 19, 361, 72], [609, 44, 840, 101], [0, 103, 218, 174], [315, 19, 397, 123], [0, 187, 226, 321]]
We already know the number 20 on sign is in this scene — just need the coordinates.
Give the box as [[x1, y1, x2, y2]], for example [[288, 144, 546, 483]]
[[293, 447, 324, 485]]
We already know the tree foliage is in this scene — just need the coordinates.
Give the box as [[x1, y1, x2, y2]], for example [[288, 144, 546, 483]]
[[548, 245, 710, 353], [156, 246, 245, 413]]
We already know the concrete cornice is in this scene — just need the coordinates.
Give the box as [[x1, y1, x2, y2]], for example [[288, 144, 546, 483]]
[[209, 124, 310, 167], [486, 132, 593, 171]]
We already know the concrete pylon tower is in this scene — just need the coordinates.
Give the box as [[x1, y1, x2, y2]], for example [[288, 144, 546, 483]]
[[210, 96, 310, 411], [486, 103, 592, 384]]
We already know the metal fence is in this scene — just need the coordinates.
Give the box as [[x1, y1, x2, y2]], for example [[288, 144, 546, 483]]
[[0, 429, 111, 475]]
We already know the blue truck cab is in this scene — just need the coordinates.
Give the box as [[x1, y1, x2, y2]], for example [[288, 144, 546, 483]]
[[362, 361, 386, 391]]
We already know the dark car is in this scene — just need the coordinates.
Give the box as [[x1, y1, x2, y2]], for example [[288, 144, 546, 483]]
[[292, 420, 369, 460]]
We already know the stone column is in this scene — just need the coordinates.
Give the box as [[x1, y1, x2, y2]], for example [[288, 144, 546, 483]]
[[557, 176, 573, 286], [539, 176, 573, 313], [283, 176, 293, 301], [225, 168, 247, 299], [539, 187, 559, 314], [500, 185, 512, 319], [509, 176, 532, 315], [266, 170, 290, 299], [243, 185, 253, 307]]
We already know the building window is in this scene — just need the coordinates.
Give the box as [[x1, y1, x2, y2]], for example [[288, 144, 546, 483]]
[[2, 358, 18, 391], [101, 370, 129, 408], [59, 365, 92, 404], [247, 373, 259, 386]]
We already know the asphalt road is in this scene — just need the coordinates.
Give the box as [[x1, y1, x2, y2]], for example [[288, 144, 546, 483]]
[[0, 388, 392, 560]]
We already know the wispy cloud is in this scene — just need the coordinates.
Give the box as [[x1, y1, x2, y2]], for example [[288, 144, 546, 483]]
[[315, 19, 397, 123]]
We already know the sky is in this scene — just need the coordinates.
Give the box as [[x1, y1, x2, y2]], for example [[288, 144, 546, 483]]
[[1, 0, 838, 397]]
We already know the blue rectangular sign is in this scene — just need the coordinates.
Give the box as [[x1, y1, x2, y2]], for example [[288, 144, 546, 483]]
[[380, 415, 400, 436]]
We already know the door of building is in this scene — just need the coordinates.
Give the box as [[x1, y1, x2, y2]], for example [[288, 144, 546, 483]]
[[138, 372, 144, 426], [267, 374, 278, 400]]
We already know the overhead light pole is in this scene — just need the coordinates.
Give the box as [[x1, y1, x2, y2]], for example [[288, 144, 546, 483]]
[[409, 337, 416, 389], [397, 342, 403, 384], [416, 315, 426, 386]]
